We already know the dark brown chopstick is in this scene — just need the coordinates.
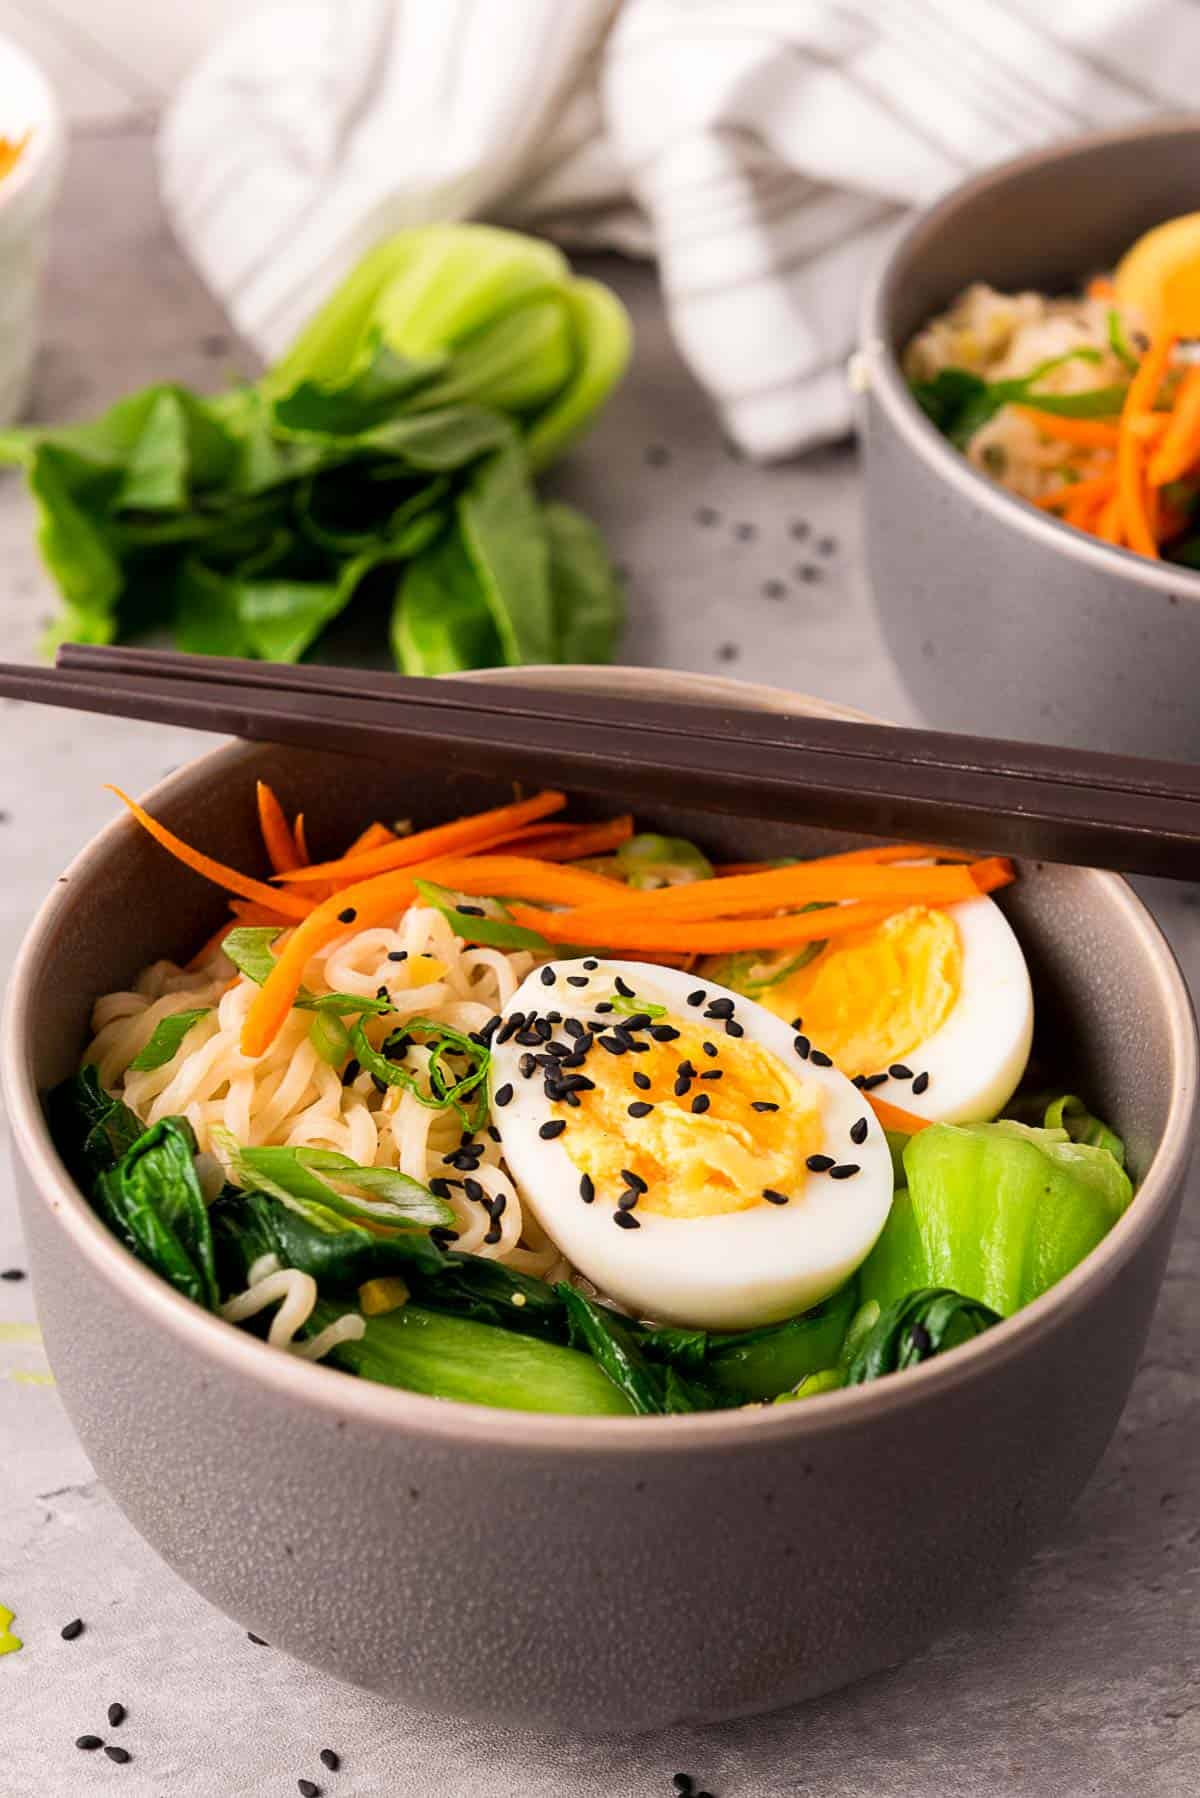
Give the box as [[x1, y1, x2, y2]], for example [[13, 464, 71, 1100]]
[[0, 648, 1196, 881]]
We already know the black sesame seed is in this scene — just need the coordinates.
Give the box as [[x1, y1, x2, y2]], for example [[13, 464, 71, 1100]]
[[534, 1018, 553, 1041], [700, 1069, 723, 1080], [583, 958, 598, 970], [631, 1070, 651, 1091], [371, 1074, 388, 1096], [539, 1120, 567, 1140], [888, 1063, 913, 1080], [598, 1035, 628, 1056], [830, 1163, 860, 1180], [691, 1094, 710, 1115], [614, 976, 635, 998], [617, 1189, 640, 1211], [428, 1178, 452, 1201], [0, 1267, 27, 1281], [706, 996, 735, 1018], [566, 975, 589, 988], [687, 989, 707, 1007], [623, 1012, 654, 1032], [790, 1015, 804, 1031], [563, 1090, 582, 1108], [734, 521, 756, 540], [76, 1736, 103, 1751], [614, 1210, 641, 1229], [817, 534, 837, 555], [672, 1776, 694, 1795], [794, 1035, 811, 1059], [725, 1019, 744, 1037], [594, 1000, 615, 1013], [701, 1041, 718, 1057], [515, 1028, 542, 1048], [650, 1024, 680, 1042], [810, 1049, 833, 1067], [621, 1169, 648, 1193], [752, 1101, 780, 1113], [806, 1154, 835, 1172], [564, 1017, 585, 1039], [320, 1751, 341, 1773], [912, 1071, 931, 1095], [540, 967, 557, 986], [107, 1703, 126, 1728], [797, 563, 822, 583], [487, 1125, 501, 1143], [493, 1082, 514, 1108], [850, 1116, 869, 1145], [628, 1038, 651, 1053], [60, 1619, 84, 1641], [457, 903, 486, 917], [696, 505, 719, 525], [545, 1010, 561, 1023], [486, 1194, 508, 1220], [628, 1101, 653, 1118], [860, 1072, 889, 1091], [762, 1188, 789, 1206], [104, 1746, 132, 1765], [789, 520, 810, 540], [545, 1040, 573, 1058], [387, 949, 408, 963], [716, 642, 740, 663], [298, 1782, 320, 1798], [580, 1173, 595, 1204], [559, 1050, 587, 1068], [519, 1053, 537, 1078], [337, 907, 357, 924], [483, 1223, 503, 1245], [674, 1075, 692, 1097], [463, 1178, 485, 1204], [763, 578, 787, 599], [478, 1014, 501, 1045]]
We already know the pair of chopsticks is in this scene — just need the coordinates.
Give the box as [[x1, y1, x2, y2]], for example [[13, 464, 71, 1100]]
[[0, 643, 1197, 881]]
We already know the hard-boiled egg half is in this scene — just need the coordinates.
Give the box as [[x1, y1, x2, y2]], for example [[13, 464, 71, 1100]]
[[700, 892, 1033, 1125], [490, 959, 893, 1330]]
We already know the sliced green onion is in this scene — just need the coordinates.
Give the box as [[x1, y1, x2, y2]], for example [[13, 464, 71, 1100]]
[[309, 1010, 352, 1067]]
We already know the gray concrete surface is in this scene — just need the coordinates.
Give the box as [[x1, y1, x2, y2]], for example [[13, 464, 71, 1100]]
[[0, 119, 1196, 1798]]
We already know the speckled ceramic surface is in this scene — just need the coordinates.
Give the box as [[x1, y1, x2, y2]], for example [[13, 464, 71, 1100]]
[[3, 668, 1196, 1733], [859, 117, 1200, 760]]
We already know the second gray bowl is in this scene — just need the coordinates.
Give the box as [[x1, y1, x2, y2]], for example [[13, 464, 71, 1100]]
[[860, 116, 1200, 760]]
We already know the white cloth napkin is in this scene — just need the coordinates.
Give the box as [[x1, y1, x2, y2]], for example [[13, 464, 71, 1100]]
[[161, 0, 1196, 461]]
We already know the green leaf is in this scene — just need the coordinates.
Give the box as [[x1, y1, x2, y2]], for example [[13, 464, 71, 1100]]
[[1042, 1093, 1126, 1165], [94, 1117, 218, 1310], [457, 437, 554, 664], [219, 1135, 454, 1233], [271, 337, 447, 436], [28, 445, 123, 626], [363, 405, 515, 472], [413, 877, 553, 950], [523, 276, 632, 473], [845, 1287, 1001, 1384], [392, 523, 504, 674], [638, 1278, 858, 1403], [128, 1008, 212, 1071], [221, 926, 283, 985], [558, 1284, 709, 1414], [46, 1066, 144, 1185], [174, 560, 251, 658], [234, 576, 345, 665], [911, 349, 1119, 446], [543, 501, 624, 663]]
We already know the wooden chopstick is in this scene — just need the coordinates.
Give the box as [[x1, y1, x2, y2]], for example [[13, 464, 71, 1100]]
[[0, 649, 1196, 881]]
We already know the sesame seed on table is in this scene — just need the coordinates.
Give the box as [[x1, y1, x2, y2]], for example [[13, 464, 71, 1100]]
[[0, 87, 1198, 1798]]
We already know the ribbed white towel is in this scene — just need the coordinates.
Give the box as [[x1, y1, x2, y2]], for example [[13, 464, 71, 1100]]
[[160, 0, 1195, 461]]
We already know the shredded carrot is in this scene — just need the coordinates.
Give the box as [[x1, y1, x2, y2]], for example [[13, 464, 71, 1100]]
[[866, 1093, 932, 1135], [1033, 472, 1117, 513], [256, 782, 304, 875], [276, 791, 567, 886], [109, 787, 314, 921], [344, 820, 398, 857], [1149, 363, 1200, 486], [1096, 488, 1125, 544], [228, 899, 297, 928], [1118, 330, 1176, 558], [420, 854, 625, 908], [1015, 408, 1121, 448], [803, 841, 977, 867], [1087, 275, 1114, 301], [292, 814, 309, 864], [504, 900, 909, 955], [501, 817, 635, 861]]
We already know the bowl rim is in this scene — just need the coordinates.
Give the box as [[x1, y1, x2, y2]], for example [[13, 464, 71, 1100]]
[[4, 664, 1197, 1454], [858, 112, 1200, 605]]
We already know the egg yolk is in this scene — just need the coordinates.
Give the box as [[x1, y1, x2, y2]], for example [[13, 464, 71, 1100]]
[[555, 1015, 823, 1218], [728, 906, 961, 1080]]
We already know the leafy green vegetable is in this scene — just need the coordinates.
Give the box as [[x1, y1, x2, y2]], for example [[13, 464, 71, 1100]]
[[128, 1008, 212, 1072], [859, 1113, 1132, 1317], [557, 1285, 708, 1415], [94, 1117, 218, 1310], [910, 349, 1123, 448], [348, 1016, 491, 1132], [220, 924, 391, 1017], [1006, 1090, 1126, 1165], [308, 1298, 634, 1415], [638, 1278, 859, 1403], [47, 1066, 145, 1184], [771, 1295, 879, 1402], [412, 878, 553, 951], [212, 1133, 454, 1233], [615, 833, 714, 891], [2, 224, 629, 671], [845, 1287, 1001, 1383]]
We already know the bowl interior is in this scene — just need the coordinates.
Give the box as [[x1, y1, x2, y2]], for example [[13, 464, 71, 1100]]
[[879, 121, 1200, 350], [16, 691, 1190, 1195]]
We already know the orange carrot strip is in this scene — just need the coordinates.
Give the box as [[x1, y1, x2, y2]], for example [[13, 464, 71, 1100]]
[[501, 817, 635, 861], [712, 843, 974, 876], [108, 787, 314, 921], [276, 791, 567, 885], [345, 820, 398, 857], [293, 814, 309, 864], [867, 1093, 932, 1135], [1148, 364, 1200, 485], [504, 900, 907, 955], [1096, 488, 1124, 543], [1087, 276, 1114, 301], [1015, 408, 1120, 448], [1033, 472, 1117, 513], [1118, 331, 1176, 558], [967, 856, 1016, 895], [553, 860, 990, 929], [228, 899, 297, 928], [256, 781, 304, 875], [419, 854, 625, 908]]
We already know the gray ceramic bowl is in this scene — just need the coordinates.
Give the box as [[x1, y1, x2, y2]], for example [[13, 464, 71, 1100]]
[[3, 666, 1197, 1733], [859, 116, 1200, 760]]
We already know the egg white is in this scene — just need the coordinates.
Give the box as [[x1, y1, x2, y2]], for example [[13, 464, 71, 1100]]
[[490, 960, 894, 1331], [858, 894, 1033, 1125]]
